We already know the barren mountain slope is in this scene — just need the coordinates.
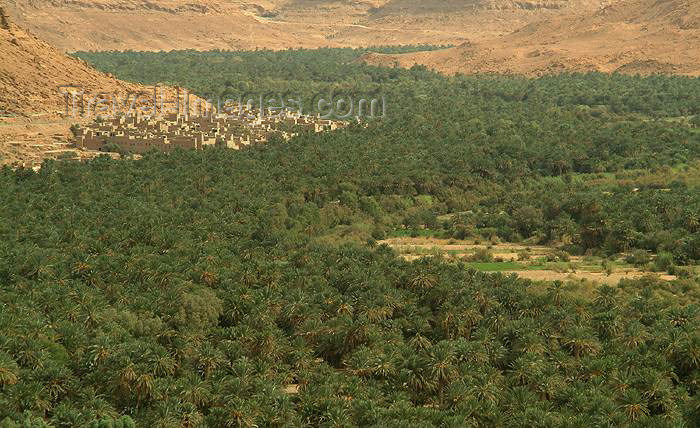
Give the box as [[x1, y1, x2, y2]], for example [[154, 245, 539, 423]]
[[360, 0, 700, 76], [3, 0, 609, 51], [0, 11, 142, 116], [0, 9, 197, 166], [1, 0, 307, 52]]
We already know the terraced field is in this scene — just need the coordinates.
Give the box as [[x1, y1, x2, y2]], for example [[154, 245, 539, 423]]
[[381, 237, 683, 285]]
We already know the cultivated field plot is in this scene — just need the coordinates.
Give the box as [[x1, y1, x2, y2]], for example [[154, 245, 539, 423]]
[[381, 237, 682, 285]]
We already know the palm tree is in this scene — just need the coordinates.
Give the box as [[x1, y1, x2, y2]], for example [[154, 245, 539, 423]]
[[620, 389, 650, 422], [408, 334, 432, 351], [677, 334, 700, 372], [617, 321, 649, 349], [467, 373, 501, 406], [641, 374, 676, 415], [503, 386, 542, 422], [87, 338, 112, 369], [403, 353, 437, 400], [428, 344, 457, 397], [471, 290, 495, 314], [222, 399, 258, 428], [409, 272, 437, 290], [180, 376, 211, 409], [562, 326, 600, 358], [593, 285, 619, 311], [134, 373, 156, 406], [195, 343, 225, 379], [546, 281, 568, 307], [151, 351, 177, 378], [509, 354, 544, 387], [0, 352, 19, 386]]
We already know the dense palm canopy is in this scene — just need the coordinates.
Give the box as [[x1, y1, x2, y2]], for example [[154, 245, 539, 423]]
[[77, 49, 700, 261], [0, 48, 698, 426]]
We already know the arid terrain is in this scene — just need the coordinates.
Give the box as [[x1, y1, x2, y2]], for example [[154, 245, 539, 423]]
[[360, 0, 700, 76], [4, 0, 697, 76], [0, 7, 202, 166], [0, 7, 129, 165], [0, 10, 143, 115], [3, 0, 610, 51]]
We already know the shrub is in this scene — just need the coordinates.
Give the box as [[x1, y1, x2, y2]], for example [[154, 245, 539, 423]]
[[469, 248, 494, 262], [625, 249, 651, 267], [654, 252, 675, 273], [668, 265, 695, 279], [690, 114, 700, 128], [371, 226, 387, 240], [452, 226, 470, 240], [546, 250, 571, 262], [57, 151, 78, 160], [88, 417, 136, 428], [562, 244, 585, 256]]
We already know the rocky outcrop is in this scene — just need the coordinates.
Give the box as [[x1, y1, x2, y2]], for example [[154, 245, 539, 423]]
[[0, 7, 10, 30]]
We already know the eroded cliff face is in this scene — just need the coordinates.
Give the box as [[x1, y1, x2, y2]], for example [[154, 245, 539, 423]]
[[3, 0, 610, 51]]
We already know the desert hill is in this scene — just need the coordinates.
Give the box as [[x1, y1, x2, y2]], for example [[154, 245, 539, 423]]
[[0, 7, 143, 117], [360, 0, 700, 76], [2, 0, 609, 51]]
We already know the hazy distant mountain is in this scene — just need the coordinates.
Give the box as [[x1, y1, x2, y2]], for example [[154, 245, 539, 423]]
[[359, 0, 700, 76], [3, 0, 609, 51]]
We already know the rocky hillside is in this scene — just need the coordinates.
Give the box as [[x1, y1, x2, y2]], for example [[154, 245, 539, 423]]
[[2, 0, 609, 51], [0, 6, 143, 116], [360, 0, 700, 76], [0, 9, 203, 167]]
